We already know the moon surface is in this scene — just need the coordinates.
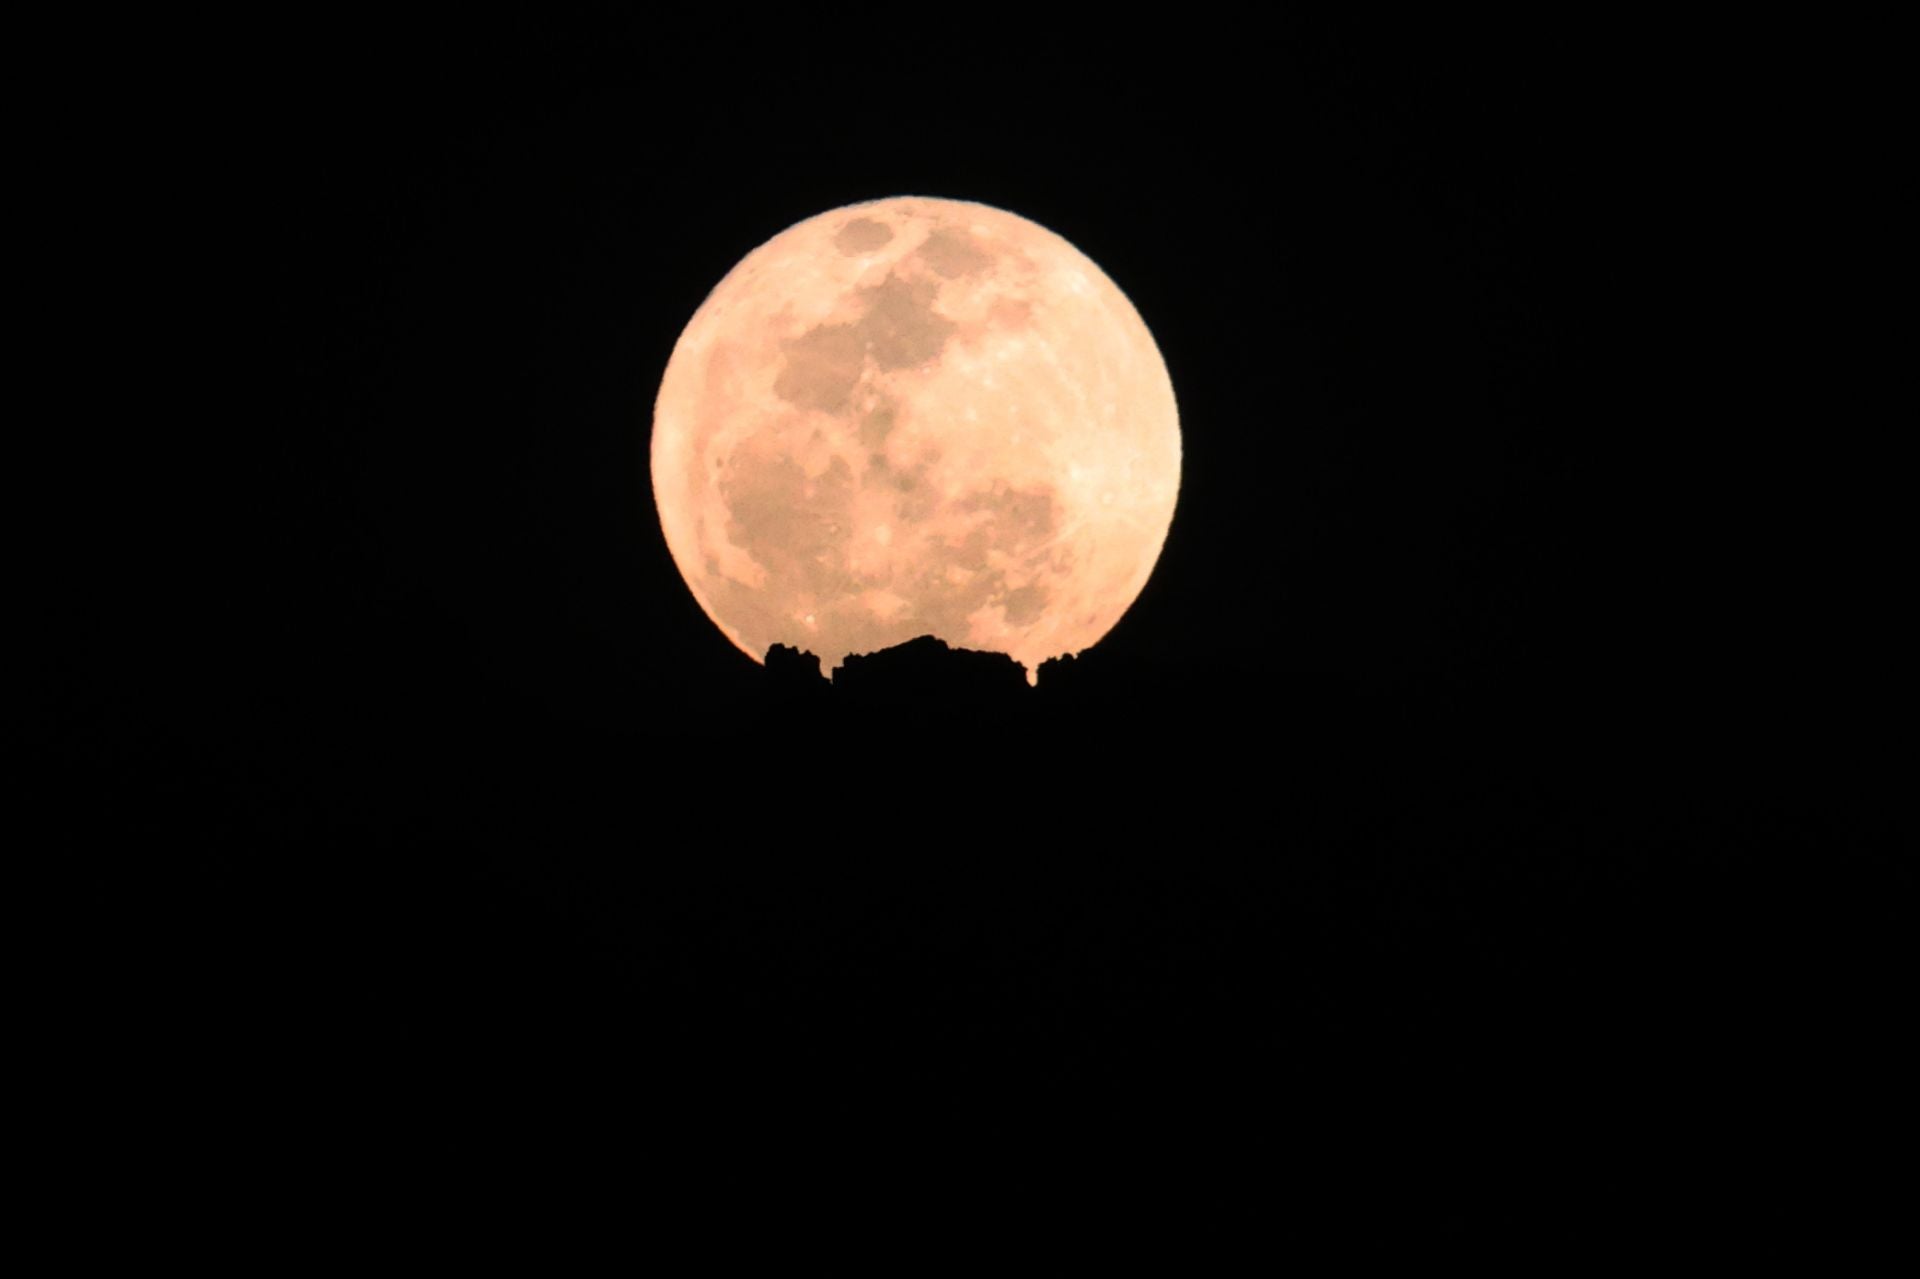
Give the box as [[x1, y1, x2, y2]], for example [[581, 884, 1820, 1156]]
[[651, 196, 1180, 683]]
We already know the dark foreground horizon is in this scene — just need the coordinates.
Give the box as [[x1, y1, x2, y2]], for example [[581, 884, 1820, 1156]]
[[113, 627, 1896, 1118]]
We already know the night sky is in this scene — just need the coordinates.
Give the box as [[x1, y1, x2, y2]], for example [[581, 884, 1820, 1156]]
[[62, 14, 1898, 1173]]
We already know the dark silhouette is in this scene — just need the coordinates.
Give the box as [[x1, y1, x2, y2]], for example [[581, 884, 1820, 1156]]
[[762, 643, 830, 704], [804, 635, 1025, 714]]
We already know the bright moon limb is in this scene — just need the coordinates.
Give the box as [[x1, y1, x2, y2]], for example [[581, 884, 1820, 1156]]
[[651, 196, 1180, 685]]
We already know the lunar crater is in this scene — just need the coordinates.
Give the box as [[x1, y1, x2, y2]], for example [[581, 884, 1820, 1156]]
[[858, 273, 954, 372], [917, 226, 994, 279], [833, 217, 894, 254]]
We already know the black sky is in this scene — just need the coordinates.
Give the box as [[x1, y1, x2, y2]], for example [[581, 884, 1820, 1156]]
[[62, 14, 1900, 1166]]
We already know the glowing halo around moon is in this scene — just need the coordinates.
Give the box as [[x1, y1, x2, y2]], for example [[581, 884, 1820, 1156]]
[[651, 196, 1180, 685]]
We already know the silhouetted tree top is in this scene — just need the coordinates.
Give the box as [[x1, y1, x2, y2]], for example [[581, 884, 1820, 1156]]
[[758, 635, 1030, 720], [764, 643, 826, 690]]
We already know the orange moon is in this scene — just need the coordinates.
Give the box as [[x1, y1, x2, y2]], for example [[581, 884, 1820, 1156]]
[[651, 196, 1180, 683]]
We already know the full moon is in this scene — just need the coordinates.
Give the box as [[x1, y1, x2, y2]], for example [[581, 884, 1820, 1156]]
[[651, 196, 1180, 684]]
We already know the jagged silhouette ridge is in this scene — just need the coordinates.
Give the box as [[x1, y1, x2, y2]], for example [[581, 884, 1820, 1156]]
[[766, 635, 1025, 712]]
